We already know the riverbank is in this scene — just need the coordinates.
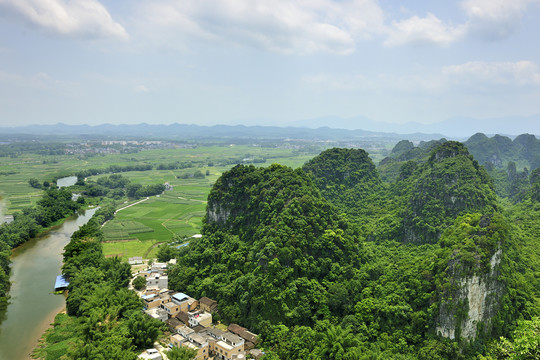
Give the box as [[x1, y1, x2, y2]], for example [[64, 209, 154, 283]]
[[0, 208, 98, 360], [30, 305, 66, 359]]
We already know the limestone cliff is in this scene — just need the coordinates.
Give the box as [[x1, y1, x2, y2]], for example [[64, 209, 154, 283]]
[[435, 214, 507, 340]]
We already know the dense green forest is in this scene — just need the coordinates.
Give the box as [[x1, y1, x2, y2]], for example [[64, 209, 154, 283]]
[[164, 140, 539, 359]]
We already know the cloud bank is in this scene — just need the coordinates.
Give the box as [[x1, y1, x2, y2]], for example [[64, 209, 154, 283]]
[[0, 0, 127, 40]]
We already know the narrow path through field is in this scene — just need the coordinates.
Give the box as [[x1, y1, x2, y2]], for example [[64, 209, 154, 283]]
[[177, 196, 207, 204], [115, 197, 150, 214], [101, 197, 150, 228], [143, 241, 164, 258]]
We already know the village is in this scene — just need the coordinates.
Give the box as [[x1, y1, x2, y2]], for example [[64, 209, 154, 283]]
[[129, 257, 264, 360]]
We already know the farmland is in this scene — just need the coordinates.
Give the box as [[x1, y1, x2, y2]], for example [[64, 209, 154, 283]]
[[0, 144, 319, 212]]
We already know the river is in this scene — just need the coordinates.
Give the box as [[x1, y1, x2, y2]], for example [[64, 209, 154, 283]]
[[0, 207, 98, 360], [0, 197, 5, 224], [56, 176, 77, 188]]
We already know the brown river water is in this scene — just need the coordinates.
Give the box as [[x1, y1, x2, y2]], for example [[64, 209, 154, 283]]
[[0, 207, 97, 359]]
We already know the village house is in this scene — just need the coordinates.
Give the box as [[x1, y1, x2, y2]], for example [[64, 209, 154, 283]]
[[170, 329, 210, 360], [146, 274, 168, 290], [175, 311, 190, 326], [210, 331, 245, 360], [227, 324, 259, 349], [138, 349, 162, 360], [145, 307, 168, 322], [129, 256, 143, 265], [170, 326, 246, 360], [151, 262, 167, 272], [202, 328, 245, 360], [142, 292, 171, 310], [249, 349, 264, 360], [188, 310, 213, 328], [165, 317, 184, 333], [172, 292, 199, 312], [199, 296, 218, 313], [161, 301, 182, 317]]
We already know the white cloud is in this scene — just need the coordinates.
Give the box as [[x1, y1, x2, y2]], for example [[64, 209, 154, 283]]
[[461, 0, 539, 39], [0, 0, 128, 40], [384, 13, 466, 46], [443, 61, 540, 87], [138, 0, 385, 55], [384, 0, 540, 47]]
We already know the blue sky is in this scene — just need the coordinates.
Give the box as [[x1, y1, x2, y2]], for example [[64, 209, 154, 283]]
[[0, 0, 539, 128]]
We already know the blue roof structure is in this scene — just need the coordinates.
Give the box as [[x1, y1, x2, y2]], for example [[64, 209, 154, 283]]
[[175, 242, 190, 249], [54, 275, 69, 291], [172, 292, 189, 302]]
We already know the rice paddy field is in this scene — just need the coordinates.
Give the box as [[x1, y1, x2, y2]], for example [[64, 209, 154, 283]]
[[0, 144, 316, 212], [101, 192, 207, 260]]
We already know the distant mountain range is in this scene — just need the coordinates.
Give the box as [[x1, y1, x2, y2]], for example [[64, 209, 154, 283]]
[[1, 114, 538, 140], [290, 114, 540, 138], [0, 123, 445, 141]]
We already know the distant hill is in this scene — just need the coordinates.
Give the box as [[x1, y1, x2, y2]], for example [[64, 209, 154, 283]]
[[464, 133, 540, 170], [0, 123, 444, 142], [291, 114, 540, 138]]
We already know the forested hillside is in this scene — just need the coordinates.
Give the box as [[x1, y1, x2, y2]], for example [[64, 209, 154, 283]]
[[166, 140, 539, 359], [464, 133, 540, 170]]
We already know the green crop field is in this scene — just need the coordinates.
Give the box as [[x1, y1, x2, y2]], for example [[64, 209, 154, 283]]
[[0, 144, 325, 214], [101, 190, 207, 259], [102, 238, 162, 261]]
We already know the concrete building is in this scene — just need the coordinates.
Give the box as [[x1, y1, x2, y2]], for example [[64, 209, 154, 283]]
[[188, 311, 213, 328], [170, 329, 210, 360], [129, 256, 143, 265], [199, 297, 218, 313], [142, 293, 171, 310], [161, 301, 182, 318], [146, 274, 168, 290], [138, 349, 162, 360], [171, 292, 198, 312]]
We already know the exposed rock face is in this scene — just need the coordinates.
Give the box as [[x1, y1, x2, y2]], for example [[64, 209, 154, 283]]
[[436, 248, 503, 340], [490, 154, 502, 167], [206, 203, 232, 224]]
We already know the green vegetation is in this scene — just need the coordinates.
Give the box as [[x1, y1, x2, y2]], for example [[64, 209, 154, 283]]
[[1, 135, 539, 359], [163, 141, 539, 359], [0, 143, 327, 214], [483, 317, 540, 360], [101, 194, 206, 260], [167, 346, 197, 360], [133, 276, 146, 290], [465, 133, 540, 171]]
